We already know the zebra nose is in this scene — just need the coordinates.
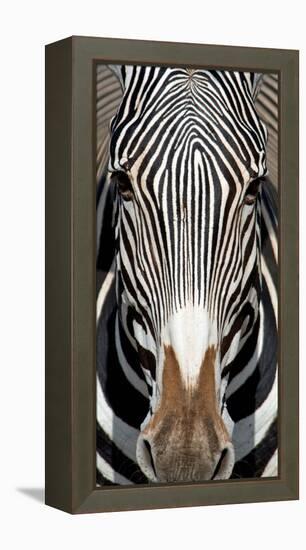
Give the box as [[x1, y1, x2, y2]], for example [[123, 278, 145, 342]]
[[136, 434, 157, 482], [211, 442, 235, 480], [137, 432, 235, 482]]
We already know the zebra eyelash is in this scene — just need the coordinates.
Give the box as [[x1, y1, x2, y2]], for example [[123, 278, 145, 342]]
[[111, 170, 134, 201], [244, 177, 263, 206]]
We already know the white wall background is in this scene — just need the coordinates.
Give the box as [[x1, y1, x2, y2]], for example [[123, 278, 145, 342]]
[[0, 1, 304, 548]]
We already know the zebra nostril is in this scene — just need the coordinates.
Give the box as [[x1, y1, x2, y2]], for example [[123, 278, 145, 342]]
[[212, 448, 228, 479], [136, 434, 158, 481], [211, 443, 235, 480], [143, 440, 157, 478]]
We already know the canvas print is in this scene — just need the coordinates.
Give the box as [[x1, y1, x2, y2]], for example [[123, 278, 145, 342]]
[[96, 65, 278, 485]]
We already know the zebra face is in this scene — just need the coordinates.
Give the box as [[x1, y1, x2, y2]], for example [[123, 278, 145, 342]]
[[109, 66, 267, 482]]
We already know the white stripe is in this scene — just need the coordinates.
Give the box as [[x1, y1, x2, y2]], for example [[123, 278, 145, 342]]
[[226, 305, 264, 399], [96, 259, 115, 324], [262, 449, 278, 477], [96, 454, 133, 485], [115, 315, 149, 398], [96, 377, 139, 461], [261, 255, 278, 327]]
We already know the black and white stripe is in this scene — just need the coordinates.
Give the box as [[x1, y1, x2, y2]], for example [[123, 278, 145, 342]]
[[96, 66, 278, 484]]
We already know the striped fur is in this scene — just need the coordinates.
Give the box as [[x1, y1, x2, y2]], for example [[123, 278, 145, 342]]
[[96, 66, 278, 484]]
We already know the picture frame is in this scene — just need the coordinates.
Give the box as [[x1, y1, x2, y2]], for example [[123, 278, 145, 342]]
[[45, 36, 299, 514]]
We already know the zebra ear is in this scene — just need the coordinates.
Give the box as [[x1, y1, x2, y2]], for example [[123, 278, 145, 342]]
[[251, 73, 263, 99], [107, 65, 134, 91], [107, 65, 125, 91]]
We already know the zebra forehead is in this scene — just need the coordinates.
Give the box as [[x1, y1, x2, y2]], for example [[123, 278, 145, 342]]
[[121, 66, 259, 97], [110, 67, 267, 181]]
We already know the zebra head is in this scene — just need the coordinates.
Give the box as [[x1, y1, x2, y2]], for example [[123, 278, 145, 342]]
[[108, 66, 267, 483]]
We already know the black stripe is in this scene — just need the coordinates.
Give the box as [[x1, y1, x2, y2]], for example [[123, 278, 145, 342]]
[[96, 468, 116, 486], [96, 423, 148, 484], [226, 279, 277, 422], [97, 290, 150, 429], [231, 418, 278, 478]]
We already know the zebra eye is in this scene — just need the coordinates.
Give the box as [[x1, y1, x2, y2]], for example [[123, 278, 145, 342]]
[[112, 170, 134, 201], [244, 177, 262, 205]]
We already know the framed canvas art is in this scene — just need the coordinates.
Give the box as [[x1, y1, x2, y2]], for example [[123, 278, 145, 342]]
[[45, 36, 299, 513]]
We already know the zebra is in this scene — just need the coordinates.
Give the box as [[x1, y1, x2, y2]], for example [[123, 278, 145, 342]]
[[96, 65, 278, 485]]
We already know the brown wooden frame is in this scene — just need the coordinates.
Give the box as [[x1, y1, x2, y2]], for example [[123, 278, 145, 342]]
[[45, 36, 299, 514]]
